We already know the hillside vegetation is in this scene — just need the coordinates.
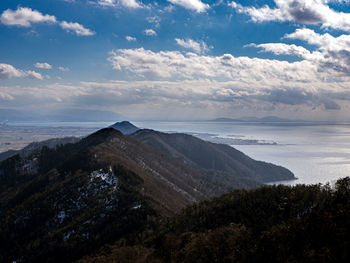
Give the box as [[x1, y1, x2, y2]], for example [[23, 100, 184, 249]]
[[132, 129, 294, 184], [80, 177, 350, 263], [0, 126, 302, 263]]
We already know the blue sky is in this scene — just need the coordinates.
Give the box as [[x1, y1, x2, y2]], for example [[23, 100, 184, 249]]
[[1, 0, 350, 120]]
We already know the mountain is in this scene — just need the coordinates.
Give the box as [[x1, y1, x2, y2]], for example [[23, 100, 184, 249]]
[[131, 129, 295, 184], [0, 125, 295, 262], [109, 121, 140, 135], [0, 128, 204, 262]]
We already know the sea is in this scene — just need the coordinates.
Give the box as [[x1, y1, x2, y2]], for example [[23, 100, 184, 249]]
[[2, 121, 350, 186]]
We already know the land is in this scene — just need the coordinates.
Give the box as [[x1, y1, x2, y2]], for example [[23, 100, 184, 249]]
[[0, 122, 348, 262]]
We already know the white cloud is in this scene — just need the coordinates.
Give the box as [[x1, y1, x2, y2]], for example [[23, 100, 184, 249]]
[[0, 63, 43, 80], [97, 0, 116, 6], [143, 29, 157, 36], [229, 2, 284, 22], [246, 26, 350, 77], [229, 0, 350, 32], [120, 0, 142, 8], [284, 28, 350, 73], [167, 0, 210, 13], [0, 63, 25, 79], [125, 35, 137, 41], [0, 7, 57, 27], [60, 21, 95, 36], [247, 43, 311, 58], [0, 7, 94, 37], [58, 66, 70, 72], [35, 62, 52, 69], [175, 38, 209, 53], [26, 70, 44, 80], [284, 28, 350, 50], [97, 0, 143, 8]]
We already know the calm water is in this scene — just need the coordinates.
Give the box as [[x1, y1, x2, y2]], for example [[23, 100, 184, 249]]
[[5, 121, 350, 185]]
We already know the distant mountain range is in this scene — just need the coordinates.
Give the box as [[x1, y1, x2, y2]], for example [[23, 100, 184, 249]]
[[0, 121, 295, 262]]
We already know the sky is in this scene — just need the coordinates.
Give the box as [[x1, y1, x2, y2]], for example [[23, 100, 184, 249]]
[[1, 0, 350, 121]]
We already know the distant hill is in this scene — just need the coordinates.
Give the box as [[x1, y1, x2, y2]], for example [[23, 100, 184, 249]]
[[132, 129, 295, 184], [109, 121, 140, 134]]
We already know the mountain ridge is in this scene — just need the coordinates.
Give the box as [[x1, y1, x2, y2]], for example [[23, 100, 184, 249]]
[[0, 123, 295, 262], [131, 128, 295, 184]]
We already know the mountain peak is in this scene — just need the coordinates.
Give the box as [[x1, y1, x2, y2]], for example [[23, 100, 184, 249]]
[[109, 121, 139, 135]]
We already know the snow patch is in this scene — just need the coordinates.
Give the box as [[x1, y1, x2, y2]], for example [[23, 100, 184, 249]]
[[90, 167, 118, 189], [131, 204, 142, 210]]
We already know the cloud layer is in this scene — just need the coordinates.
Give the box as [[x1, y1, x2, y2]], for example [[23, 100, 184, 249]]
[[108, 47, 317, 81], [105, 38, 350, 115]]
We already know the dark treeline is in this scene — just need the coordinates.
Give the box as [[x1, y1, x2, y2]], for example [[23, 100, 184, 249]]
[[80, 178, 350, 263]]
